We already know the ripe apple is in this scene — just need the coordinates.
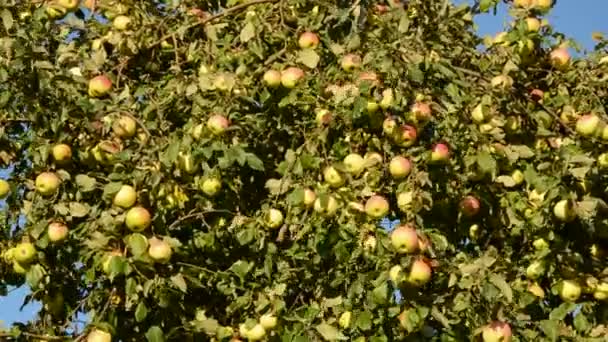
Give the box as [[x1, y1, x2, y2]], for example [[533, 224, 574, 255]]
[[481, 321, 512, 342], [113, 15, 131, 30], [323, 166, 344, 188], [396, 125, 417, 147], [364, 152, 383, 167], [125, 206, 152, 232], [408, 259, 432, 286], [302, 188, 316, 208], [35, 172, 61, 196], [379, 89, 394, 110], [459, 195, 480, 218], [263, 70, 281, 87], [0, 179, 10, 199], [525, 17, 541, 32], [530, 88, 544, 102], [148, 237, 172, 263], [281, 67, 304, 88], [343, 153, 365, 175], [411, 102, 432, 122], [550, 47, 570, 70], [339, 311, 351, 329], [315, 108, 332, 126], [559, 279, 582, 302], [389, 156, 412, 179], [553, 199, 576, 222], [52, 144, 72, 164], [389, 265, 405, 285], [526, 260, 545, 279], [265, 208, 284, 229], [298, 31, 320, 49], [430, 143, 450, 163], [201, 177, 222, 197], [364, 195, 389, 218], [390, 224, 418, 254], [341, 54, 362, 71], [575, 114, 600, 137], [112, 115, 137, 138], [48, 222, 69, 243], [245, 324, 266, 341], [88, 75, 112, 97], [207, 114, 229, 135], [259, 313, 277, 330], [490, 75, 513, 89], [14, 242, 36, 265], [87, 329, 112, 342], [113, 185, 137, 208], [314, 195, 339, 216]]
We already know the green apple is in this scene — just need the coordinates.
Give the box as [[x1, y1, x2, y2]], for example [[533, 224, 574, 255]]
[[390, 224, 418, 254], [389, 265, 405, 285], [407, 259, 432, 286], [14, 242, 36, 265], [48, 222, 69, 243], [112, 15, 131, 30], [323, 166, 344, 188], [46, 4, 68, 19], [0, 179, 10, 199], [281, 67, 304, 88], [148, 237, 172, 263], [112, 115, 137, 138], [532, 238, 549, 251], [35, 172, 61, 196], [302, 188, 316, 208], [598, 153, 608, 168], [88, 75, 112, 97], [298, 31, 320, 49], [265, 208, 284, 229], [102, 250, 122, 275], [534, 0, 553, 11], [259, 313, 277, 330], [263, 70, 281, 87], [52, 144, 72, 165], [364, 195, 389, 218], [57, 0, 79, 10], [575, 114, 600, 137], [389, 156, 412, 179], [593, 282, 608, 301], [340, 54, 361, 72], [481, 321, 512, 342], [490, 75, 513, 89], [201, 177, 222, 197], [526, 260, 545, 280], [113, 185, 137, 209], [364, 152, 383, 167], [559, 280, 582, 302], [338, 311, 351, 329], [313, 195, 339, 216], [511, 170, 524, 185], [525, 17, 541, 32], [343, 153, 365, 175], [86, 329, 112, 342], [207, 114, 229, 135], [125, 206, 152, 232], [13, 261, 28, 275], [245, 324, 266, 341], [553, 199, 576, 222], [469, 224, 481, 241]]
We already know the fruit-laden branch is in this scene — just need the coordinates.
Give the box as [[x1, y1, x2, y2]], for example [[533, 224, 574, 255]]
[[148, 0, 280, 49]]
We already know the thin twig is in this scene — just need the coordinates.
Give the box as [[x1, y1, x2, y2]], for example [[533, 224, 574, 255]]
[[168, 209, 234, 230]]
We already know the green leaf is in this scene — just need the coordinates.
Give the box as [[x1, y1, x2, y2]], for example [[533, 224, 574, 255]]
[[355, 311, 372, 331], [145, 326, 165, 342], [488, 273, 512, 303], [135, 301, 148, 322], [246, 153, 264, 170], [228, 260, 253, 279], [161, 140, 180, 167], [398, 15, 410, 33], [549, 302, 576, 320], [240, 22, 256, 42], [539, 320, 559, 341], [1, 9, 13, 32], [315, 323, 346, 341], [297, 49, 320, 69], [75, 174, 97, 192], [26, 264, 45, 289], [477, 151, 497, 176], [573, 311, 590, 332], [69, 202, 90, 218], [171, 274, 188, 293]]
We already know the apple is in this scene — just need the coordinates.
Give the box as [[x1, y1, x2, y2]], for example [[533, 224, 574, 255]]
[[88, 75, 112, 97], [281, 67, 304, 88], [559, 280, 582, 302], [380, 89, 394, 110], [302, 188, 316, 208], [430, 143, 450, 163], [357, 71, 380, 87], [471, 104, 489, 123], [125, 206, 152, 232], [575, 114, 600, 137], [459, 196, 480, 218], [259, 313, 277, 330], [112, 115, 137, 138], [490, 75, 513, 89], [364, 195, 389, 218], [48, 222, 69, 243], [343, 153, 365, 175], [396, 125, 417, 147], [528, 282, 545, 298], [383, 117, 397, 136], [298, 31, 320, 49], [177, 152, 197, 174], [55, 0, 79, 10], [87, 329, 112, 342], [534, 0, 553, 11], [0, 179, 10, 199], [323, 166, 344, 188], [263, 70, 281, 87], [36, 172, 61, 196], [364, 152, 383, 167], [389, 265, 405, 285], [469, 224, 480, 240], [265, 208, 284, 229], [13, 261, 28, 275], [201, 177, 222, 197], [148, 237, 172, 263], [389, 156, 412, 179], [553, 199, 576, 222], [408, 259, 432, 286], [526, 260, 545, 279], [511, 170, 524, 185], [112, 15, 131, 30], [525, 17, 541, 32], [113, 185, 137, 208], [593, 282, 608, 301], [598, 153, 608, 168], [532, 238, 549, 251], [348, 201, 365, 213], [339, 311, 351, 329], [492, 31, 509, 46], [314, 195, 339, 216], [315, 108, 332, 126], [245, 324, 266, 341], [207, 114, 229, 135], [529, 88, 544, 102], [14, 242, 36, 265], [52, 144, 72, 164], [411, 102, 432, 122], [550, 47, 570, 70], [513, 0, 533, 8], [390, 224, 418, 254], [367, 100, 379, 113], [481, 321, 512, 342], [341, 54, 362, 71], [46, 4, 68, 19], [102, 250, 122, 275]]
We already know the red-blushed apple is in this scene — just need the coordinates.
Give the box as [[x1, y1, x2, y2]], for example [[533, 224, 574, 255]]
[[315, 108, 332, 126], [575, 114, 600, 137], [52, 144, 72, 165], [207, 114, 229, 135], [380, 89, 394, 110], [364, 152, 383, 167], [35, 172, 61, 196], [112, 115, 137, 138], [490, 75, 513, 89], [338, 311, 351, 329], [341, 54, 362, 72], [389, 156, 412, 179], [529, 88, 544, 102], [314, 195, 339, 216], [88, 75, 112, 97], [430, 143, 450, 163], [411, 102, 432, 122], [281, 67, 304, 88], [302, 188, 316, 208], [263, 70, 281, 87], [553, 199, 576, 222], [375, 4, 389, 14], [481, 321, 512, 342], [265, 208, 284, 229], [86, 329, 112, 342], [550, 47, 570, 70], [113, 185, 137, 208], [259, 313, 277, 330], [525, 17, 541, 32], [112, 15, 131, 30], [459, 195, 481, 218], [48, 222, 69, 243], [0, 179, 9, 199], [125, 206, 152, 232], [298, 31, 320, 49], [396, 125, 417, 147], [559, 279, 582, 302], [148, 237, 172, 263], [383, 116, 397, 136], [364, 195, 389, 218], [390, 224, 418, 254], [201, 177, 222, 197], [526, 260, 545, 279], [14, 242, 36, 265], [389, 265, 405, 285], [407, 259, 432, 286], [343, 153, 365, 175], [323, 166, 344, 188]]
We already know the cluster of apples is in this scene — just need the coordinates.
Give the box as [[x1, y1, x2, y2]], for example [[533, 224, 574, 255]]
[[2, 241, 38, 276], [237, 313, 278, 341], [388, 224, 433, 288]]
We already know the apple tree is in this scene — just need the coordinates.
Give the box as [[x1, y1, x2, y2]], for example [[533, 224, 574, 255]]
[[0, 0, 607, 341]]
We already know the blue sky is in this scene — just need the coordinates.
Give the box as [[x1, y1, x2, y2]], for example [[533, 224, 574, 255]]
[[1, 0, 607, 330]]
